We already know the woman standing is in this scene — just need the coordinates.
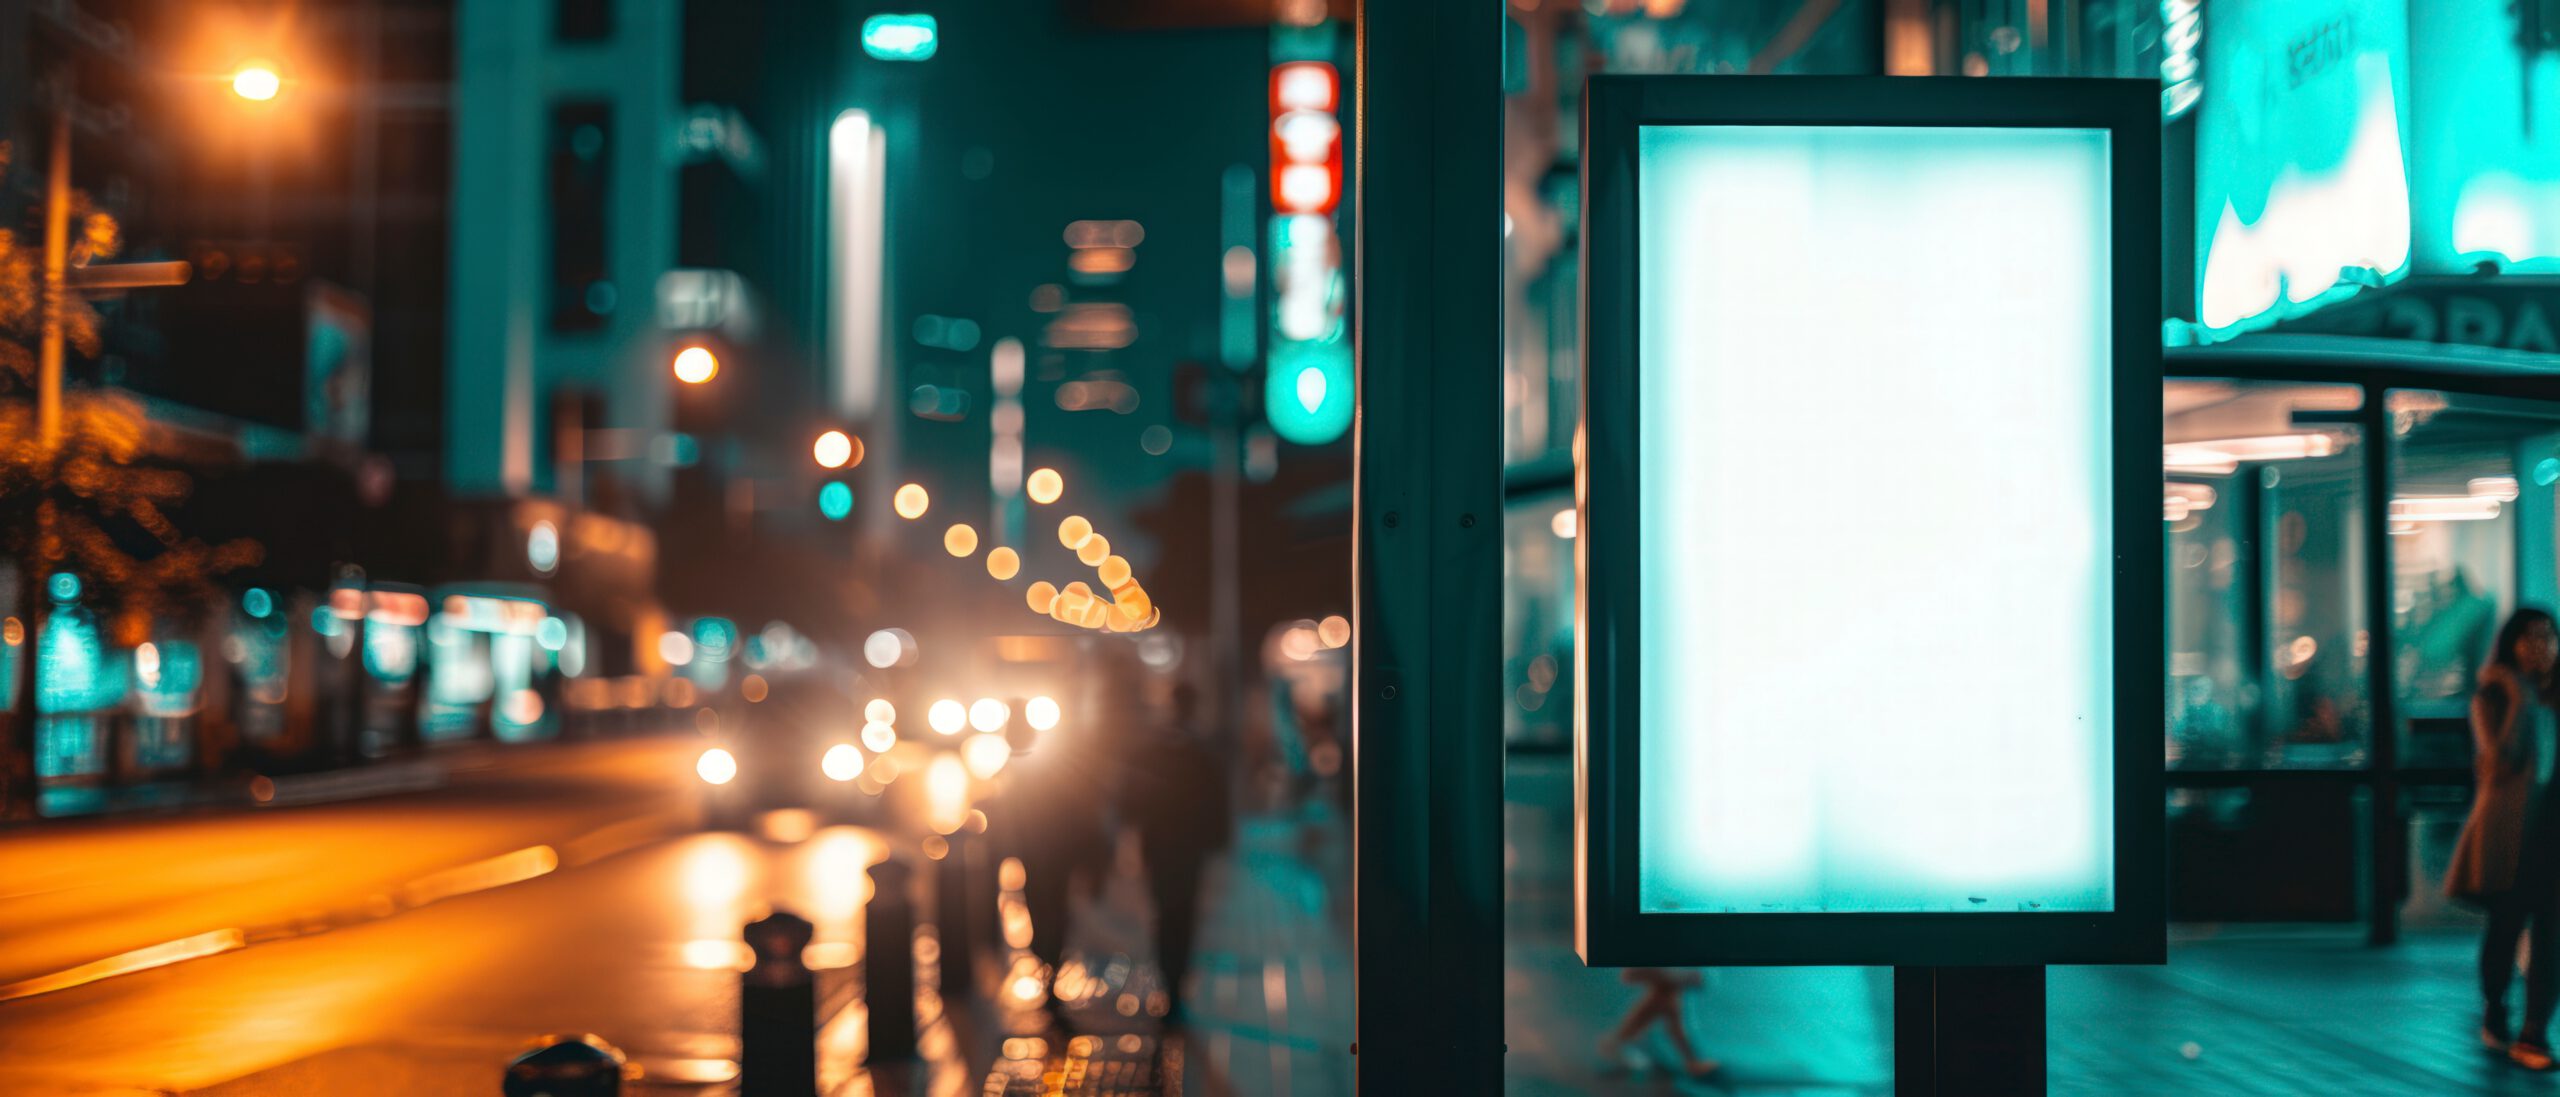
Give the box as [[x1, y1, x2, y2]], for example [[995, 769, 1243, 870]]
[[2449, 607, 2560, 1070]]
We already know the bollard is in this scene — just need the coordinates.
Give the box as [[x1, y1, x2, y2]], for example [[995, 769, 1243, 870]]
[[866, 858, 919, 1062], [502, 1034, 624, 1097], [740, 910, 818, 1097], [934, 832, 980, 1001]]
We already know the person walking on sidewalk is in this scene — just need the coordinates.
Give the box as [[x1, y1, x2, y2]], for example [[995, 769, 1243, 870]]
[[1598, 968, 1719, 1082], [2450, 607, 2560, 1070], [1121, 682, 1231, 1025]]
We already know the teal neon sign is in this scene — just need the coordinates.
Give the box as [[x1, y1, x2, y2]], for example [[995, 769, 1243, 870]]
[[2161, 0, 2203, 119], [2411, 0, 2560, 274], [2189, 0, 2412, 342], [861, 14, 938, 62]]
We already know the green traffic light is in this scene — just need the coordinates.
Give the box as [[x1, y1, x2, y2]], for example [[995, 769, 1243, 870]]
[[1265, 339, 1352, 445]]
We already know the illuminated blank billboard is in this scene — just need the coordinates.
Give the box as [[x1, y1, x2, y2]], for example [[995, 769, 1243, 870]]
[[1578, 77, 2163, 967]]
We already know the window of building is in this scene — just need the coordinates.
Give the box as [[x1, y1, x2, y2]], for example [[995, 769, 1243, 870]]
[[2165, 380, 2370, 769], [546, 101, 614, 332], [556, 0, 613, 43], [2387, 389, 2560, 766]]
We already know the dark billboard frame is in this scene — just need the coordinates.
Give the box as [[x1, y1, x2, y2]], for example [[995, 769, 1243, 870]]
[[1576, 75, 2165, 968]]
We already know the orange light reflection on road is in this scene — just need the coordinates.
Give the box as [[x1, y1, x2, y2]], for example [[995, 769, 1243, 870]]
[[806, 827, 886, 971], [680, 834, 757, 966], [0, 928, 247, 1002], [394, 845, 559, 909]]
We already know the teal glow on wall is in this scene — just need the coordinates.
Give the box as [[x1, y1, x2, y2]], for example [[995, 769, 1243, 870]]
[[2190, 0, 2411, 341], [1635, 124, 2115, 915], [2412, 0, 2560, 274]]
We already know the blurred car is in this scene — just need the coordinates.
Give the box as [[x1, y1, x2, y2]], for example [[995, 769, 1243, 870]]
[[694, 674, 875, 829]]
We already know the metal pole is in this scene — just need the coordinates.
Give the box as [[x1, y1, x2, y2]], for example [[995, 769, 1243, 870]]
[[1211, 371, 1242, 742], [6, 99, 74, 820], [38, 101, 70, 451], [2360, 393, 2402, 945], [1352, 0, 1503, 1089]]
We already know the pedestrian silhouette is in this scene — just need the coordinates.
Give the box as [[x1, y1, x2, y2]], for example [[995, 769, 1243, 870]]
[[2449, 607, 2560, 1071], [1121, 682, 1231, 1024]]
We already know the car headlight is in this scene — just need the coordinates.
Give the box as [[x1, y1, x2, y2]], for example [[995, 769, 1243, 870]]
[[696, 747, 738, 785]]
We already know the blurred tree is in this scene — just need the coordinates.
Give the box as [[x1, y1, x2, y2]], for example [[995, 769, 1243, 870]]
[[0, 141, 261, 819]]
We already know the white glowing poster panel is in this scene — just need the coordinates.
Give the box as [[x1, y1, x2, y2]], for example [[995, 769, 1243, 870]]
[[1635, 125, 2115, 915]]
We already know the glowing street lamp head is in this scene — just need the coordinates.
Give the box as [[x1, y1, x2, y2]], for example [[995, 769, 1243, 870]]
[[231, 62, 282, 102], [673, 345, 719, 384]]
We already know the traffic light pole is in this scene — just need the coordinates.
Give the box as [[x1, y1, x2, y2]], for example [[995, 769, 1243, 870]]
[[1352, 0, 1503, 1090]]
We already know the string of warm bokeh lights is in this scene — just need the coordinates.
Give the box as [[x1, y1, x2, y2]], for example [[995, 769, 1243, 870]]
[[888, 466, 1162, 633]]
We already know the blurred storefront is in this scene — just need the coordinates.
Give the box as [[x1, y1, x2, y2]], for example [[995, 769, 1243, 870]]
[[1498, 0, 2560, 942]]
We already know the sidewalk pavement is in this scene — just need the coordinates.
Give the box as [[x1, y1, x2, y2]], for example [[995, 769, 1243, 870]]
[[972, 796, 1356, 1097], [1505, 751, 2560, 1096]]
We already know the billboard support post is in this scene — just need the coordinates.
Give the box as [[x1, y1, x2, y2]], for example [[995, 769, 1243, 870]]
[[1894, 965, 2047, 1096]]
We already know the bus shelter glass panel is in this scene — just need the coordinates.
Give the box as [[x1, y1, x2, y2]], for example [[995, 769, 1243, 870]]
[[2165, 380, 2369, 770], [2388, 389, 2560, 768]]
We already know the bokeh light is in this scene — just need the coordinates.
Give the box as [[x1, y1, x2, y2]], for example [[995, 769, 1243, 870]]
[[1097, 555, 1131, 588], [818, 481, 854, 520], [1026, 695, 1061, 731], [894, 483, 930, 519], [1027, 468, 1064, 504], [861, 721, 898, 753], [945, 523, 980, 557], [822, 743, 862, 782], [926, 754, 969, 834], [231, 62, 282, 102], [1076, 534, 1111, 567], [814, 430, 855, 468], [673, 345, 719, 384], [987, 546, 1021, 580], [659, 630, 696, 667], [1318, 614, 1351, 648], [1058, 515, 1092, 549], [1281, 625, 1319, 661], [964, 733, 1011, 779], [865, 698, 896, 724], [695, 748, 737, 785], [929, 699, 967, 735], [864, 628, 916, 668], [970, 697, 1010, 732], [1026, 581, 1059, 614]]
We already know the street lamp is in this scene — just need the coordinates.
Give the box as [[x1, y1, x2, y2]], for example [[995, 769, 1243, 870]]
[[672, 345, 719, 384], [230, 61, 283, 102]]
